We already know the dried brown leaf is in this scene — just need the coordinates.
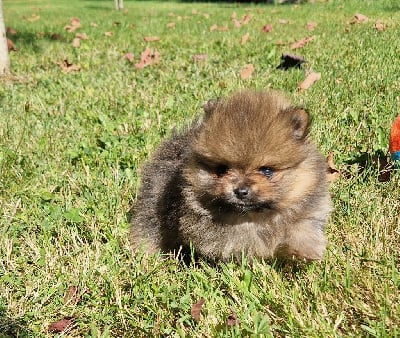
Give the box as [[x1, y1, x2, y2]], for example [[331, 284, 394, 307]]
[[279, 19, 288, 24], [166, 22, 176, 28], [190, 298, 205, 322], [135, 48, 160, 69], [26, 14, 40, 22], [241, 33, 250, 45], [374, 21, 387, 31], [261, 24, 273, 33], [240, 64, 254, 80], [290, 36, 315, 50], [124, 52, 135, 63], [306, 22, 317, 31], [226, 308, 240, 327], [104, 31, 114, 37], [90, 22, 98, 27], [298, 72, 321, 90], [193, 54, 208, 62], [326, 152, 340, 183], [7, 39, 17, 52], [64, 286, 81, 305], [144, 36, 161, 42], [72, 38, 80, 48], [354, 13, 368, 23], [56, 59, 81, 73], [231, 12, 237, 20], [242, 14, 252, 25], [48, 317, 74, 333], [6, 27, 18, 36], [50, 33, 62, 40], [75, 33, 88, 40]]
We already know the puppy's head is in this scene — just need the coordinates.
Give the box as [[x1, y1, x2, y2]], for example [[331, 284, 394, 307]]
[[184, 91, 321, 214]]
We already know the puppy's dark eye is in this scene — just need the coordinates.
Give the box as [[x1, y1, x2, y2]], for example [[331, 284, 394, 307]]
[[259, 166, 274, 178], [215, 165, 229, 177]]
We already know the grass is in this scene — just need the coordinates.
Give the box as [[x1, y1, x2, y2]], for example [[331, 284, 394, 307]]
[[1, 0, 399, 336]]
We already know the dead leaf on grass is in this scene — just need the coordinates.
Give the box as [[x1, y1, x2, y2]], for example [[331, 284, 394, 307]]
[[56, 59, 81, 73], [374, 21, 387, 31], [210, 24, 229, 31], [90, 22, 98, 27], [64, 286, 81, 305], [242, 14, 252, 25], [353, 13, 369, 24], [123, 52, 134, 63], [104, 31, 114, 37], [279, 19, 289, 24], [135, 48, 160, 69], [226, 308, 240, 326], [166, 22, 176, 28], [7, 39, 17, 52], [240, 64, 254, 79], [326, 152, 340, 183], [298, 72, 321, 90], [261, 24, 273, 33], [290, 36, 315, 50], [193, 54, 208, 62], [50, 33, 63, 40], [190, 298, 205, 322], [48, 317, 74, 333], [26, 14, 40, 22], [6, 27, 18, 35], [306, 22, 317, 31], [64, 17, 81, 32], [75, 33, 88, 40], [241, 33, 250, 45], [72, 38, 80, 47], [144, 36, 160, 42]]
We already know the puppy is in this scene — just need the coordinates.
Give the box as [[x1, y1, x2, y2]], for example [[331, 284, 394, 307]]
[[130, 90, 332, 262]]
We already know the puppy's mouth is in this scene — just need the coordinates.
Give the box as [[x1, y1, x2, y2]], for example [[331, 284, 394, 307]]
[[210, 198, 274, 214]]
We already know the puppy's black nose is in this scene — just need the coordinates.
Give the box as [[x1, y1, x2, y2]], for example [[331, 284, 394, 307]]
[[234, 187, 250, 199]]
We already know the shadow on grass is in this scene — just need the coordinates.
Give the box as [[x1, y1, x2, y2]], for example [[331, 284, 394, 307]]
[[0, 309, 33, 338], [8, 30, 67, 54]]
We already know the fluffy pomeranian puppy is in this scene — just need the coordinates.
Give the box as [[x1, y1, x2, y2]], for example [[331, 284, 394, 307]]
[[130, 90, 332, 262]]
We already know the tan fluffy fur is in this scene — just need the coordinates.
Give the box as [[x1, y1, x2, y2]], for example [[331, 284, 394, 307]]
[[130, 90, 332, 262]]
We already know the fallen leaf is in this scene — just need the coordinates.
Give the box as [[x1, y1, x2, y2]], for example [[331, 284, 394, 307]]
[[279, 19, 288, 24], [190, 298, 205, 322], [56, 59, 81, 73], [241, 33, 250, 45], [166, 22, 176, 28], [240, 64, 254, 80], [290, 36, 315, 50], [226, 308, 240, 327], [7, 39, 17, 52], [123, 52, 134, 63], [242, 14, 252, 25], [50, 33, 62, 40], [48, 317, 74, 333], [276, 53, 306, 70], [233, 19, 241, 28], [113, 21, 121, 26], [326, 152, 340, 183], [210, 24, 229, 31], [203, 13, 210, 19], [75, 33, 88, 40], [374, 21, 387, 31], [135, 48, 160, 69], [231, 12, 237, 20], [64, 286, 81, 305], [104, 31, 114, 37], [6, 27, 17, 35], [193, 54, 207, 62], [144, 36, 160, 42], [298, 72, 321, 90], [354, 13, 368, 23], [72, 38, 80, 48], [306, 22, 317, 31], [261, 24, 273, 33], [90, 22, 98, 27], [64, 17, 81, 32], [26, 14, 40, 22]]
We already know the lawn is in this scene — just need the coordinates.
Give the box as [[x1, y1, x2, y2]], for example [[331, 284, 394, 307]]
[[1, 0, 399, 336]]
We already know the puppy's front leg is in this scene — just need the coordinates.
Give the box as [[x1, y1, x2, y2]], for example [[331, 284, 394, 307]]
[[276, 221, 327, 261]]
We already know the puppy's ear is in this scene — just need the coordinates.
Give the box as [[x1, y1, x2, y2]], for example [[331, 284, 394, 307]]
[[285, 107, 310, 140], [202, 98, 220, 119]]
